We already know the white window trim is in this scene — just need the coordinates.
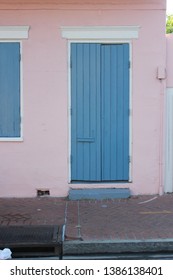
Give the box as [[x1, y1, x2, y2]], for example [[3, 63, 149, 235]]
[[61, 26, 140, 40], [0, 26, 30, 39], [61, 25, 139, 183], [0, 26, 29, 141]]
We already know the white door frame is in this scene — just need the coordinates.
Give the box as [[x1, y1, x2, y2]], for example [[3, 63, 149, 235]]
[[61, 25, 140, 183]]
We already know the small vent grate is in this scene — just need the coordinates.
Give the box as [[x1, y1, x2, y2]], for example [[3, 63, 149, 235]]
[[37, 189, 50, 197]]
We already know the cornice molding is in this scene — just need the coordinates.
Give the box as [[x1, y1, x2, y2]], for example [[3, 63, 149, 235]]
[[61, 26, 140, 40]]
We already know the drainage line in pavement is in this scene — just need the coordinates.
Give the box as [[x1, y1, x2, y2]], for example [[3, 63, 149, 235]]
[[77, 201, 82, 239]]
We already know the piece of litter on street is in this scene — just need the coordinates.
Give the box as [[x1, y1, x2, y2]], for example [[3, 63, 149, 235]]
[[0, 248, 12, 260], [101, 204, 108, 208], [138, 196, 158, 204]]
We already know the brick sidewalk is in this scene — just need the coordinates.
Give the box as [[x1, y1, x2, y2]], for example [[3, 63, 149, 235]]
[[1, 194, 173, 242]]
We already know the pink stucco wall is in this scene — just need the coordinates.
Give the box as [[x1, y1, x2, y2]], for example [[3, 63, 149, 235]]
[[0, 1, 166, 197], [166, 34, 173, 88]]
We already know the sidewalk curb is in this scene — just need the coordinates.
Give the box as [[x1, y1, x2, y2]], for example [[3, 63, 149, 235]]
[[63, 239, 173, 255]]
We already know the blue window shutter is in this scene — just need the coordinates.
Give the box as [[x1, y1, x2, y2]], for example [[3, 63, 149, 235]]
[[71, 43, 101, 181], [0, 43, 20, 137]]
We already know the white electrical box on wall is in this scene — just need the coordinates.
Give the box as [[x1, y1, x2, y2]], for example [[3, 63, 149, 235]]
[[157, 66, 166, 80]]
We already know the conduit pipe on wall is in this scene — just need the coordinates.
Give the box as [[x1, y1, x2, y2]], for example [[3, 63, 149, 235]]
[[157, 67, 166, 195]]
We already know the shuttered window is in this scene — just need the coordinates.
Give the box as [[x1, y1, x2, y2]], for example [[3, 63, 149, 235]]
[[0, 43, 21, 138]]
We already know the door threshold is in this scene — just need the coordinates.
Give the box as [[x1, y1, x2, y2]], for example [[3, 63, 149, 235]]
[[68, 187, 131, 200]]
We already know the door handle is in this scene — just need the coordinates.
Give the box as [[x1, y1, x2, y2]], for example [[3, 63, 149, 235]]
[[77, 138, 95, 142]]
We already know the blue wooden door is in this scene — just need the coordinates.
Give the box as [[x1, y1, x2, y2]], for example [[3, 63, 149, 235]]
[[71, 43, 101, 181], [0, 43, 20, 137], [71, 43, 129, 181], [101, 44, 129, 180]]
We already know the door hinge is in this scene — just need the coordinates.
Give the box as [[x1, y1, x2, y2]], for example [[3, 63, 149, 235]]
[[128, 61, 131, 69], [70, 155, 72, 163], [129, 155, 131, 163], [70, 108, 72, 115], [129, 108, 132, 116], [70, 56, 72, 68], [19, 53, 21, 62]]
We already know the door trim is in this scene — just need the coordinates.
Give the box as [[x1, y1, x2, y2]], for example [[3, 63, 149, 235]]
[[68, 40, 132, 183], [165, 88, 173, 193], [61, 25, 136, 182], [61, 25, 139, 183]]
